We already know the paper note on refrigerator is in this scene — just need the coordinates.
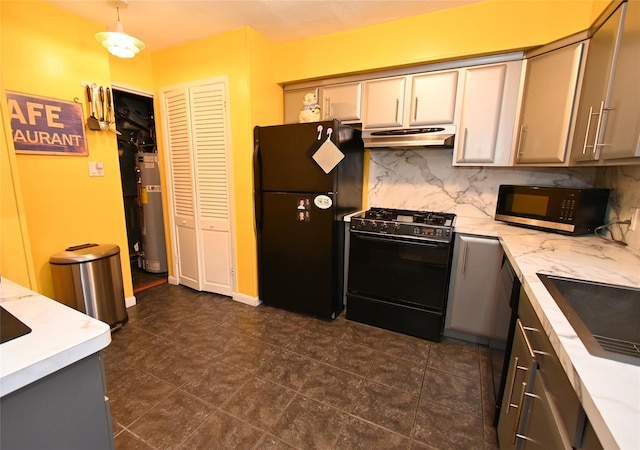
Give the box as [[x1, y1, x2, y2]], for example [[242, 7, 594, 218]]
[[312, 139, 345, 174]]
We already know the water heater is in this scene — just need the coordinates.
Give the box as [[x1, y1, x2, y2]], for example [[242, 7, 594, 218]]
[[137, 152, 168, 273]]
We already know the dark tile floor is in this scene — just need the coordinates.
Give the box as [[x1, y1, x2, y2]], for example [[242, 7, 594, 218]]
[[130, 265, 168, 293], [103, 284, 500, 450]]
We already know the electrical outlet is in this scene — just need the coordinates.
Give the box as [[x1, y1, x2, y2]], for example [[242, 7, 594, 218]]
[[630, 208, 640, 232]]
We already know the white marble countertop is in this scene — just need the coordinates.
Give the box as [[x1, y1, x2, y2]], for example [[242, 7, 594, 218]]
[[455, 216, 640, 450], [0, 278, 111, 397]]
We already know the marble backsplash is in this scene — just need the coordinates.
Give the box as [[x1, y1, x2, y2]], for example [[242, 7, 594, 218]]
[[367, 149, 640, 250], [598, 165, 640, 250]]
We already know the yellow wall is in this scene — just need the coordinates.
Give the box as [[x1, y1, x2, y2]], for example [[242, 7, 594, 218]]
[[275, 0, 602, 83], [109, 52, 155, 93], [1, 1, 133, 299]]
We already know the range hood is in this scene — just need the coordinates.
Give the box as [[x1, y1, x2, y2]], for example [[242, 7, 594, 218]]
[[362, 125, 456, 149]]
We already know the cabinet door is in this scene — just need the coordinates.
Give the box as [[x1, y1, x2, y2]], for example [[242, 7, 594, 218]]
[[600, 1, 640, 161], [445, 235, 503, 337], [571, 5, 623, 163], [519, 372, 573, 450], [409, 70, 458, 126], [321, 82, 362, 122], [498, 320, 536, 450], [454, 62, 523, 165], [515, 42, 585, 164], [362, 77, 405, 129]]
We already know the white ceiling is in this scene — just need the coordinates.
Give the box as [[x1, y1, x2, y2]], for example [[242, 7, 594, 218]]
[[45, 0, 483, 52]]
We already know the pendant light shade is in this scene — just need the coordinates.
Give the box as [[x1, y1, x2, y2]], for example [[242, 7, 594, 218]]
[[95, 0, 144, 58]]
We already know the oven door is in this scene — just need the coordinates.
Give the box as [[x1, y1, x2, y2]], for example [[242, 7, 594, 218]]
[[347, 230, 453, 310]]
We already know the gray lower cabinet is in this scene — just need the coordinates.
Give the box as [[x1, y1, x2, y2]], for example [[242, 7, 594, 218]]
[[497, 320, 537, 450], [498, 289, 603, 450], [518, 370, 572, 449], [445, 234, 503, 340], [0, 352, 114, 450]]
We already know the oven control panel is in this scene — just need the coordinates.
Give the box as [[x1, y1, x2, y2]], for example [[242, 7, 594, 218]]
[[350, 219, 453, 243]]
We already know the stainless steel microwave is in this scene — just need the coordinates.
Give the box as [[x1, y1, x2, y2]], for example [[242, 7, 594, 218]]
[[495, 185, 610, 235]]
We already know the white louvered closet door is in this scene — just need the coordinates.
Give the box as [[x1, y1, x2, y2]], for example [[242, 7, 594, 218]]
[[162, 79, 234, 295], [190, 83, 232, 295], [164, 88, 200, 290]]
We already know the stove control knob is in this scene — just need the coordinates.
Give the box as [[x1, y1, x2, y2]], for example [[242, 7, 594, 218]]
[[381, 222, 388, 232]]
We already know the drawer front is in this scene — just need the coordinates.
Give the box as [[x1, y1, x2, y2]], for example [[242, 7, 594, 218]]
[[519, 290, 586, 445], [519, 371, 572, 450], [497, 319, 537, 450]]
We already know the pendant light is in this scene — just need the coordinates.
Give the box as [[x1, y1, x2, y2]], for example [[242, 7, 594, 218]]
[[95, 0, 145, 58]]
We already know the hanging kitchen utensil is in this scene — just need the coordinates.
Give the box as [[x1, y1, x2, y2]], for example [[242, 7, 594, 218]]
[[86, 84, 101, 130], [105, 87, 121, 135], [98, 85, 108, 131]]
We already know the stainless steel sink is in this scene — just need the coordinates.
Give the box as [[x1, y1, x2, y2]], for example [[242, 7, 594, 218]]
[[537, 273, 640, 366]]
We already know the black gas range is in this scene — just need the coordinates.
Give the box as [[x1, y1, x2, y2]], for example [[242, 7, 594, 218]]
[[347, 208, 456, 342], [349, 208, 455, 243]]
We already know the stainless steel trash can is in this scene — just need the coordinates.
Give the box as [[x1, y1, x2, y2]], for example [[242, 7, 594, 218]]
[[50, 243, 128, 331]]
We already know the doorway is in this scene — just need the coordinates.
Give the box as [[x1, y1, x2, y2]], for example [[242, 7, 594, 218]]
[[113, 88, 168, 292]]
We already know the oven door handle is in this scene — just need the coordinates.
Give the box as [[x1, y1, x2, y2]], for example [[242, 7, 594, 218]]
[[352, 232, 450, 248]]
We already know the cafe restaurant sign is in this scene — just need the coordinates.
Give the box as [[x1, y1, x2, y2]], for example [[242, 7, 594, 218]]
[[6, 91, 88, 156]]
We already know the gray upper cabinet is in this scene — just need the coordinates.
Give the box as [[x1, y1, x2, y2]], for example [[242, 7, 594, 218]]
[[362, 77, 406, 129], [408, 70, 458, 126], [362, 69, 459, 130], [454, 61, 523, 166], [320, 82, 362, 123], [572, 0, 640, 164], [514, 39, 587, 165]]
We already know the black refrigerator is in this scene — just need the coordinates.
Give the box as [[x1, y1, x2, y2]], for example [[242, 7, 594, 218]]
[[254, 120, 364, 319]]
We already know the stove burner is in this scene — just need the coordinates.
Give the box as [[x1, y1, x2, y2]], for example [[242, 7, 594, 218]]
[[352, 208, 456, 243], [365, 209, 395, 221], [414, 213, 446, 226]]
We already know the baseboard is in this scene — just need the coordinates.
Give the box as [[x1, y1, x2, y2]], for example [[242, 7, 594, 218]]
[[168, 276, 179, 285], [232, 292, 262, 307], [125, 295, 137, 308], [442, 328, 489, 346]]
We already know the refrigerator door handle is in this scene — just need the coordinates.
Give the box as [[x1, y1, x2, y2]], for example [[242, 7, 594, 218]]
[[253, 133, 263, 232]]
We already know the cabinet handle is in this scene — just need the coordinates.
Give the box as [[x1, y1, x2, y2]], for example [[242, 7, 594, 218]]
[[505, 356, 528, 414], [516, 125, 527, 161], [504, 356, 519, 414], [512, 381, 528, 444], [581, 105, 596, 155], [414, 97, 418, 121], [461, 241, 468, 274], [324, 97, 330, 119], [515, 392, 542, 444], [460, 127, 468, 154], [395, 98, 400, 123], [591, 100, 614, 158], [520, 324, 537, 355]]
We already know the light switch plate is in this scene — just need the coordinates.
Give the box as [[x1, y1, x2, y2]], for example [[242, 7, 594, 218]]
[[88, 161, 104, 177]]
